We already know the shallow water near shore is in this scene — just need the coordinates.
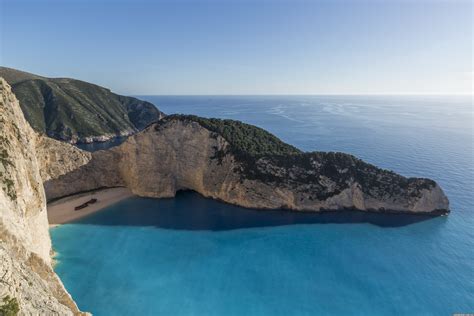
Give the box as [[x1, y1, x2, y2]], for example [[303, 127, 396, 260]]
[[51, 95, 473, 315]]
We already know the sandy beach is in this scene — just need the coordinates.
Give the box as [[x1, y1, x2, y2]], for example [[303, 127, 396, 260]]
[[47, 187, 134, 226]]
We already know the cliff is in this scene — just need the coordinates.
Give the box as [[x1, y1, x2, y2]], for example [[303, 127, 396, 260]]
[[0, 67, 164, 144], [0, 78, 86, 315], [45, 115, 449, 214]]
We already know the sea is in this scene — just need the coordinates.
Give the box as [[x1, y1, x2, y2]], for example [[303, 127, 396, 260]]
[[51, 95, 473, 315]]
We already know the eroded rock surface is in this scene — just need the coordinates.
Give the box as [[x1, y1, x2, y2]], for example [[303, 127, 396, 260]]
[[0, 78, 85, 315], [35, 135, 91, 182]]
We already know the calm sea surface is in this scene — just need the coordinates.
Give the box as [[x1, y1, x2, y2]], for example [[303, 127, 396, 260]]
[[52, 95, 473, 315]]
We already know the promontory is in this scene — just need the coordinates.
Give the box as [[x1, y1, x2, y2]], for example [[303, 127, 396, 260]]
[[45, 115, 449, 214]]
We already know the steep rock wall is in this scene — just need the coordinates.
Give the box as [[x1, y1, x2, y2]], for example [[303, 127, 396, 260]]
[[35, 135, 91, 182], [0, 78, 85, 315]]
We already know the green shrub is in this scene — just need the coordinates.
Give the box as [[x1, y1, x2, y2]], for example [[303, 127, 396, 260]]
[[0, 296, 19, 316], [161, 115, 301, 158]]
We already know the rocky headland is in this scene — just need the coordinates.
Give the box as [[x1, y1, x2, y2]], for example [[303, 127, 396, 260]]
[[45, 115, 449, 215]]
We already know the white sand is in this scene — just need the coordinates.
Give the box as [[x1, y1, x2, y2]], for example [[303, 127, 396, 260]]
[[47, 187, 134, 225]]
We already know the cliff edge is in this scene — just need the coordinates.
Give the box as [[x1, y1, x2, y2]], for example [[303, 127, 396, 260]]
[[0, 78, 87, 315]]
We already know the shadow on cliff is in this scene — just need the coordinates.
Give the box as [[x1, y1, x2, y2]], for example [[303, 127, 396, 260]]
[[69, 191, 444, 229]]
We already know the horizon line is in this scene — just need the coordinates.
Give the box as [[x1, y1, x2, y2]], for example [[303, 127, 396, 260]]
[[132, 93, 473, 97]]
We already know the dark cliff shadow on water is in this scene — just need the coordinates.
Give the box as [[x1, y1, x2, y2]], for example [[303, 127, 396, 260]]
[[71, 191, 444, 229]]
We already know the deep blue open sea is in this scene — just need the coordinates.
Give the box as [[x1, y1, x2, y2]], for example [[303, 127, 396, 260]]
[[51, 95, 473, 315]]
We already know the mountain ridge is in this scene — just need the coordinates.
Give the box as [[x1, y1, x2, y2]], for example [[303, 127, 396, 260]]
[[0, 67, 164, 143]]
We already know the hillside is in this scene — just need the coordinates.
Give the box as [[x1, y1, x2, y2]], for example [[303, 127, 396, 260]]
[[0, 67, 164, 143]]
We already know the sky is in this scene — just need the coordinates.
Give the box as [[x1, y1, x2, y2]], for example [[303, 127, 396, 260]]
[[0, 0, 472, 95]]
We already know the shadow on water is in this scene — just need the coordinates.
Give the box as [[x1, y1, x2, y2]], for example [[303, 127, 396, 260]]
[[67, 133, 450, 231], [70, 191, 445, 230]]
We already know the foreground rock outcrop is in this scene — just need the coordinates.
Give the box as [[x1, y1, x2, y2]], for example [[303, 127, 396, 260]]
[[45, 115, 449, 214], [0, 78, 86, 315]]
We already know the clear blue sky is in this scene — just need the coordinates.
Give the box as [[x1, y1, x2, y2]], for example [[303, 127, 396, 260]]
[[1, 0, 472, 95]]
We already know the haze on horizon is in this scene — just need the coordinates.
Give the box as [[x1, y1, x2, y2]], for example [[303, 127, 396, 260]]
[[0, 0, 472, 95]]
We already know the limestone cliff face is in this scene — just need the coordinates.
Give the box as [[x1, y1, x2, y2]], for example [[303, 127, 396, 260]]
[[45, 116, 449, 214], [0, 78, 85, 315], [35, 135, 91, 182]]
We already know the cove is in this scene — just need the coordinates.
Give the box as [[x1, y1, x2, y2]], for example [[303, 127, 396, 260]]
[[51, 191, 463, 316]]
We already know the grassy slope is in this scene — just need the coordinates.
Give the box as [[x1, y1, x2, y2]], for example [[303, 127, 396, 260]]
[[0, 67, 163, 141]]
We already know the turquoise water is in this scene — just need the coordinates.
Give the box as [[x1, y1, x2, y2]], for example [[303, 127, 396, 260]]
[[51, 95, 474, 315]]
